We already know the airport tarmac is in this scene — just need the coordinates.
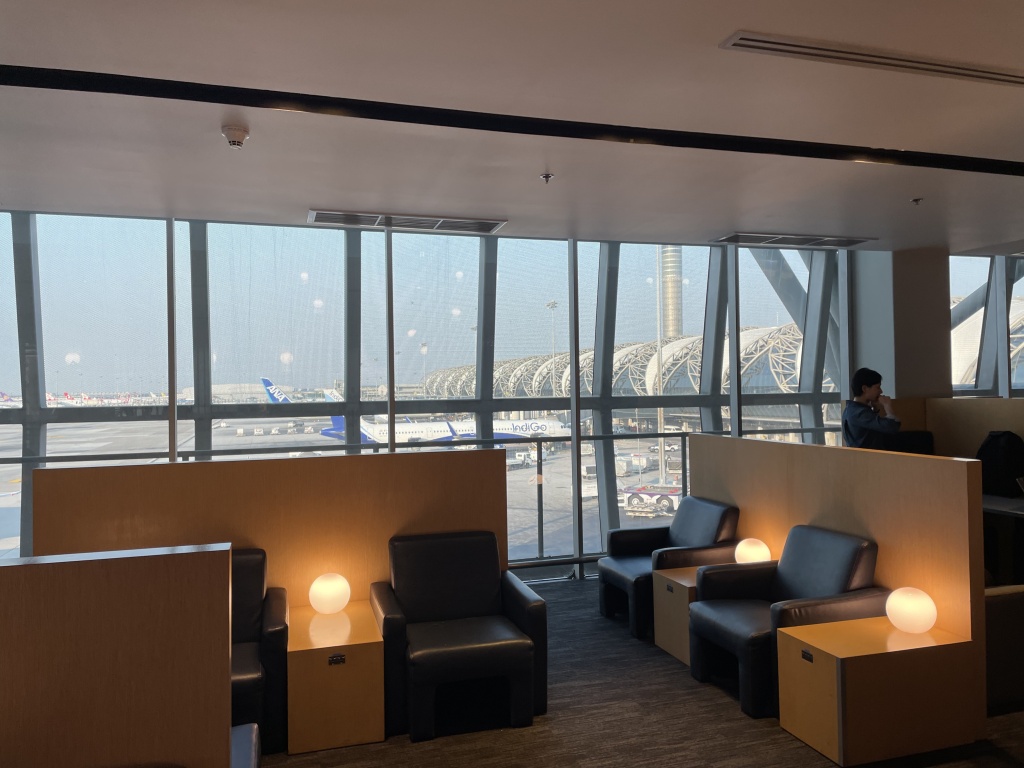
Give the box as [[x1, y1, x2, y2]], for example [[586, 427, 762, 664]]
[[0, 420, 683, 561]]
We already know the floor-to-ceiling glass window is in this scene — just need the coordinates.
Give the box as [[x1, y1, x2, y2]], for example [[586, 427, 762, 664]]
[[2, 211, 855, 564]]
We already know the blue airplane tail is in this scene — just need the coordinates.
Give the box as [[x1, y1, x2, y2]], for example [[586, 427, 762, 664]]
[[260, 378, 292, 404]]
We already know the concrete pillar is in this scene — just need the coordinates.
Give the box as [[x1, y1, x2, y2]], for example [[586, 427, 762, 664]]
[[850, 247, 952, 398]]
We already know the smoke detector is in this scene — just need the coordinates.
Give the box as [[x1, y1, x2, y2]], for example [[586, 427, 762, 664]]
[[221, 125, 250, 149]]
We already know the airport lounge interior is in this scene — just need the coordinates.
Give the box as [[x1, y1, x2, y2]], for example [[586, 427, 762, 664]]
[[4, 2, 1024, 767]]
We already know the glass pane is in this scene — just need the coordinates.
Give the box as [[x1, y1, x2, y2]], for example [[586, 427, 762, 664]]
[[37, 215, 168, 400], [362, 232, 388, 401], [950, 255, 989, 388], [610, 435, 684, 534], [392, 233, 479, 400], [576, 242, 599, 397], [1009, 259, 1024, 388], [735, 248, 807, 394], [207, 223, 345, 402], [0, 425, 21, 558], [174, 221, 193, 409], [824, 403, 843, 445], [614, 245, 709, 396], [741, 403, 801, 435], [45, 421, 172, 465], [210, 415, 335, 458], [0, 214, 18, 404], [494, 240, 569, 398]]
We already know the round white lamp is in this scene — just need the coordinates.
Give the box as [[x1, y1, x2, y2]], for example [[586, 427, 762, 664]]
[[734, 538, 771, 563], [885, 587, 937, 633], [309, 573, 351, 614]]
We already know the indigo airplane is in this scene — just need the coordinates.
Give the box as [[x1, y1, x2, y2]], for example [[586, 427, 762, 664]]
[[261, 378, 568, 444]]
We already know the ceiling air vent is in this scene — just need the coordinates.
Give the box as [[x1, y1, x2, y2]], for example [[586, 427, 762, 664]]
[[308, 210, 506, 235], [721, 31, 1024, 87], [714, 233, 876, 248]]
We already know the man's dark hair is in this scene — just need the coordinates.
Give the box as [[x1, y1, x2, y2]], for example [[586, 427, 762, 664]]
[[851, 367, 882, 397]]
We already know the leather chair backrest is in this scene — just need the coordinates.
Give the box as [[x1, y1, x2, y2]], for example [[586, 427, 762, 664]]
[[667, 496, 739, 549], [232, 548, 267, 644], [772, 525, 877, 602], [390, 531, 502, 624]]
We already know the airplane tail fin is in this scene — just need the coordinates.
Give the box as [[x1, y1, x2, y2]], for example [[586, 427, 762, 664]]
[[260, 378, 292, 404]]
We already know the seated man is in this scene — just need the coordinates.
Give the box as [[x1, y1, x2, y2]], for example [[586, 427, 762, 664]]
[[842, 367, 900, 449]]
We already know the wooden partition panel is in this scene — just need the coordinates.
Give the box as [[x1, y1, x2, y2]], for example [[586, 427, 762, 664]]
[[33, 450, 507, 604], [0, 544, 230, 768], [889, 397, 928, 431], [924, 396, 1024, 458], [688, 435, 982, 639]]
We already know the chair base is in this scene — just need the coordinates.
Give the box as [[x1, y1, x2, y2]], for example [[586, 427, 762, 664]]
[[598, 574, 653, 639], [409, 674, 534, 742], [689, 629, 777, 719]]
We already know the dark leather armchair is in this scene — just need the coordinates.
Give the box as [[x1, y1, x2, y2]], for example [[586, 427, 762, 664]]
[[232, 548, 288, 754], [369, 531, 547, 741], [689, 525, 888, 718], [597, 496, 739, 638]]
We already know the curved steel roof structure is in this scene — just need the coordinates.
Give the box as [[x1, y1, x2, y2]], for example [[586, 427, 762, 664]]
[[423, 323, 829, 398]]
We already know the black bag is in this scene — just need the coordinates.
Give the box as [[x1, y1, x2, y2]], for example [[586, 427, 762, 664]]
[[976, 430, 1024, 497]]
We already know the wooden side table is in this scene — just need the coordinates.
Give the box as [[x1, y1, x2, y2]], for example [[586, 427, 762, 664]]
[[778, 617, 976, 766], [652, 567, 700, 664], [287, 601, 384, 754]]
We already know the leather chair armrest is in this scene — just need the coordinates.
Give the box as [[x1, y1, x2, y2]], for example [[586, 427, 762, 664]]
[[653, 541, 736, 570], [261, 587, 289, 652], [370, 581, 406, 636], [501, 570, 547, 642], [696, 561, 777, 601], [771, 587, 889, 630], [501, 570, 548, 716], [370, 580, 409, 736], [607, 526, 670, 557]]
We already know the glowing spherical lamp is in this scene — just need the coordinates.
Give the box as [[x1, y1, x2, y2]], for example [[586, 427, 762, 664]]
[[734, 538, 771, 563], [885, 587, 937, 633], [309, 573, 351, 614]]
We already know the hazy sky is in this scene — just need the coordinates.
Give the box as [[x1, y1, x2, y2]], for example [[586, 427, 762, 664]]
[[0, 214, 993, 395]]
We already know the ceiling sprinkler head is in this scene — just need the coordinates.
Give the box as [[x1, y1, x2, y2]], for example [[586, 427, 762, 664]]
[[221, 125, 250, 149], [540, 172, 554, 184]]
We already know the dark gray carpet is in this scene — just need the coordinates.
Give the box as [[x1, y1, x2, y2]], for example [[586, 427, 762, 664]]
[[266, 578, 1024, 767]]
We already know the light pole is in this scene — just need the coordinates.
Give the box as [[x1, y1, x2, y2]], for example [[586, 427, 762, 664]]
[[545, 300, 558, 396], [419, 343, 428, 397]]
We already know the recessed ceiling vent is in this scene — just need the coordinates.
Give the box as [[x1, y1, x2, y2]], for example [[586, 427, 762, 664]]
[[307, 210, 506, 235], [714, 233, 875, 248], [721, 31, 1024, 87]]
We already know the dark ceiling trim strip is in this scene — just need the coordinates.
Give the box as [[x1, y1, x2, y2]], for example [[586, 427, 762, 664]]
[[3, 63, 1024, 177]]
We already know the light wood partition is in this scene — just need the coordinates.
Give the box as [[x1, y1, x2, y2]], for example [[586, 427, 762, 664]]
[[890, 397, 928, 431], [0, 544, 230, 768], [32, 450, 507, 605], [924, 396, 1024, 458], [687, 434, 985, 735]]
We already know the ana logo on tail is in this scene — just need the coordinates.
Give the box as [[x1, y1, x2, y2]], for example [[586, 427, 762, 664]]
[[260, 377, 292, 404]]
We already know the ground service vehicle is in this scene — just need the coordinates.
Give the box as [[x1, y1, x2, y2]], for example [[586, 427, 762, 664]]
[[618, 484, 683, 516]]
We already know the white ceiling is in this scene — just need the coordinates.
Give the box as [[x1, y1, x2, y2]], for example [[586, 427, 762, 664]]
[[3, 0, 1024, 253]]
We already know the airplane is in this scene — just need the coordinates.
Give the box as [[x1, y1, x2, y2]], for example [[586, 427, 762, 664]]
[[0, 392, 19, 408], [260, 378, 569, 444]]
